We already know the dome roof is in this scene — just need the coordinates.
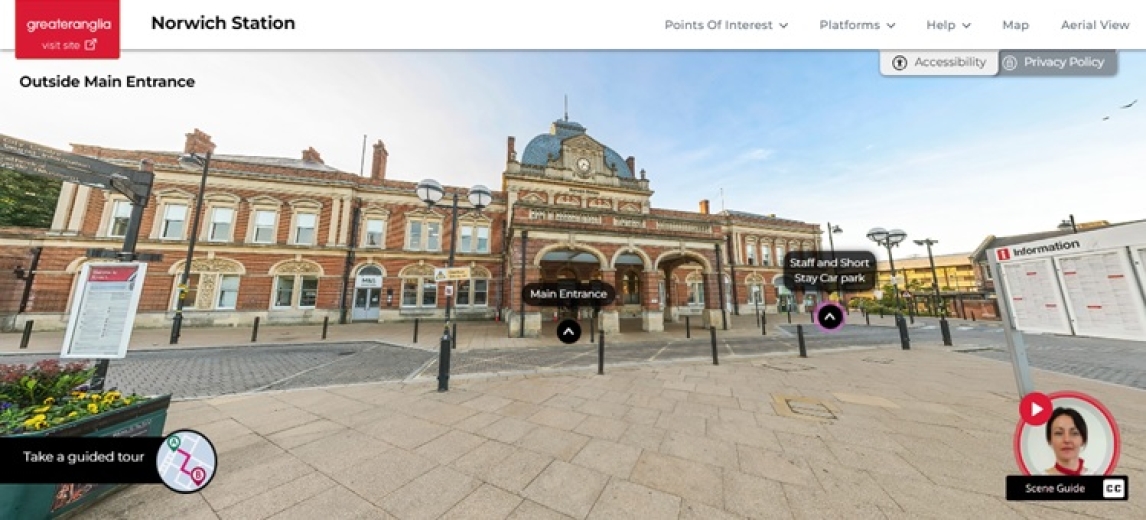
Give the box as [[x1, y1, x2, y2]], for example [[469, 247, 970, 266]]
[[520, 119, 634, 178]]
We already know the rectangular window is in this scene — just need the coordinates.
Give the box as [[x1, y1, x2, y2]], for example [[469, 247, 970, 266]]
[[108, 200, 132, 237], [217, 275, 240, 309], [456, 280, 470, 305], [365, 219, 384, 247], [460, 225, 473, 252], [426, 222, 441, 251], [476, 227, 490, 253], [161, 204, 187, 239], [402, 279, 418, 306], [253, 210, 277, 243], [274, 276, 295, 308], [473, 279, 488, 306], [746, 244, 756, 265], [294, 213, 316, 245], [299, 277, 318, 307], [761, 247, 771, 267], [407, 221, 422, 250], [209, 207, 234, 241], [422, 281, 437, 307], [174, 274, 200, 309], [688, 282, 705, 305]]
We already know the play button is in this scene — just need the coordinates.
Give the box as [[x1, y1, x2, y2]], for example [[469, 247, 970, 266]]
[[1019, 392, 1053, 426], [557, 319, 582, 344], [814, 302, 846, 332]]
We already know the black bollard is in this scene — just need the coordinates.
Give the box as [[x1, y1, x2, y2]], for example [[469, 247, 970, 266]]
[[438, 327, 451, 392], [909, 306, 915, 325], [796, 324, 807, 358], [452, 322, 458, 350], [413, 318, 419, 343], [940, 317, 953, 346], [865, 312, 871, 326], [897, 316, 911, 350], [787, 308, 792, 324], [251, 317, 260, 342], [322, 316, 329, 339], [971, 312, 976, 322], [810, 311, 815, 324], [686, 316, 691, 338], [597, 330, 605, 375], [761, 311, 767, 336], [880, 309, 885, 319], [755, 311, 760, 327], [19, 320, 33, 349], [710, 326, 719, 365], [590, 314, 595, 341]]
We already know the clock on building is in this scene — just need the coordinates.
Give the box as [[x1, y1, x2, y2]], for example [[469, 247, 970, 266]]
[[576, 158, 591, 172]]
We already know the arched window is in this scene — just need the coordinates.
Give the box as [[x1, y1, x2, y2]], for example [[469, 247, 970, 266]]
[[399, 263, 437, 308], [686, 271, 705, 307], [270, 260, 322, 309], [457, 266, 491, 307], [169, 258, 246, 311], [622, 269, 641, 305]]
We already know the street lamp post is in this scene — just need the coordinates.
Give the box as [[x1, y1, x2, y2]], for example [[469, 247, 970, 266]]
[[915, 238, 953, 346], [1058, 215, 1078, 234], [826, 223, 843, 306], [169, 151, 212, 345], [416, 179, 492, 392], [867, 227, 910, 350]]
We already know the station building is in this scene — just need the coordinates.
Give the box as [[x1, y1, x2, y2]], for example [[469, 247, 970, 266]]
[[0, 119, 824, 337]]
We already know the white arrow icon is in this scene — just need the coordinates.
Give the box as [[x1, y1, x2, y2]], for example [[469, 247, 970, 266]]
[[563, 328, 575, 336], [823, 314, 836, 321], [1031, 402, 1043, 418]]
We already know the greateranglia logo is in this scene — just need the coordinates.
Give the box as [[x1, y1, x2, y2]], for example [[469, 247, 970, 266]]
[[15, 0, 121, 59], [998, 240, 1082, 261], [26, 19, 113, 33]]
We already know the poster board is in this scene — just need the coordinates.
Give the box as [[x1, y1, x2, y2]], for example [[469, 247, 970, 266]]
[[60, 263, 147, 359], [1056, 249, 1146, 341], [999, 258, 1072, 335]]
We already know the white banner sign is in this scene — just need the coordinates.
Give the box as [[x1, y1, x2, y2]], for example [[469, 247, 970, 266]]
[[61, 263, 147, 359], [355, 275, 382, 288]]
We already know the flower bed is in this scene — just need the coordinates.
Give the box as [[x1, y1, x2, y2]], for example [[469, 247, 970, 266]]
[[0, 359, 171, 519], [1, 360, 150, 436]]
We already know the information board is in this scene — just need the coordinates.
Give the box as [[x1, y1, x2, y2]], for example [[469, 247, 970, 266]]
[[1000, 258, 1072, 335], [61, 263, 147, 359], [1057, 250, 1146, 341]]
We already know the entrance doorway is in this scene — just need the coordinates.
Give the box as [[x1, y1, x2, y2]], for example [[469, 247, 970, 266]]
[[352, 265, 383, 321]]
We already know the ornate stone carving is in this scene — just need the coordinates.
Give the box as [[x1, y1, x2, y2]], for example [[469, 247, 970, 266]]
[[188, 258, 244, 274], [619, 202, 641, 213], [554, 194, 580, 206], [196, 275, 217, 309], [471, 266, 492, 278], [588, 198, 612, 209], [520, 192, 546, 204], [745, 273, 766, 284], [273, 260, 321, 274], [686, 271, 704, 283], [399, 263, 436, 277]]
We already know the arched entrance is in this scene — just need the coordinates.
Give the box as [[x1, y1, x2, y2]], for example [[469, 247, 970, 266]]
[[352, 265, 384, 321], [536, 246, 607, 322], [655, 249, 723, 330]]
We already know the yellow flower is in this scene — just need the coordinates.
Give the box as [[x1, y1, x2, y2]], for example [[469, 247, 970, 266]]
[[67, 411, 78, 417], [106, 391, 121, 399], [43, 397, 55, 405], [86, 403, 99, 414], [33, 405, 50, 413], [23, 414, 46, 427], [90, 394, 101, 401], [74, 392, 87, 400], [123, 398, 133, 405]]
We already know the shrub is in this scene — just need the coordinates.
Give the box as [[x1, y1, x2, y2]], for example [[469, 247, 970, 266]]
[[0, 360, 148, 435]]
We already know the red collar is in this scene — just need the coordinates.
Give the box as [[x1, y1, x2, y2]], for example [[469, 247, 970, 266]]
[[1054, 459, 1084, 476]]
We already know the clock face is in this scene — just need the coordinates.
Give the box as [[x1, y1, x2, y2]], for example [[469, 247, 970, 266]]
[[576, 158, 591, 172]]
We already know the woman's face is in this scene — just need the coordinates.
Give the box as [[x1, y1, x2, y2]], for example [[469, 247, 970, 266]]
[[1049, 414, 1084, 462]]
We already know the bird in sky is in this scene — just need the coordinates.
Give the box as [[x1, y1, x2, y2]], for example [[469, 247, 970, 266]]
[[1103, 116, 1110, 121], [1121, 99, 1137, 109]]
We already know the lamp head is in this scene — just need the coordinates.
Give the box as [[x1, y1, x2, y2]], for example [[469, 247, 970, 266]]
[[468, 184, 492, 210], [177, 153, 205, 171], [866, 227, 889, 243], [888, 229, 907, 245], [831, 225, 842, 234], [1057, 220, 1073, 231], [415, 179, 445, 207]]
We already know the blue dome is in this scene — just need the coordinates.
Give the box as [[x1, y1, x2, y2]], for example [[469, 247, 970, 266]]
[[519, 119, 634, 178]]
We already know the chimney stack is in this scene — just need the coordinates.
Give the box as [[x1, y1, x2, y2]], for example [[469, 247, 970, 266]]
[[301, 147, 324, 164], [139, 159, 154, 173], [507, 136, 517, 162], [371, 140, 388, 180], [625, 156, 635, 176], [183, 129, 216, 155], [699, 199, 710, 215]]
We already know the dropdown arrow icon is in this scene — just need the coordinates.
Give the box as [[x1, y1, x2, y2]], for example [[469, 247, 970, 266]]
[[963, 22, 972, 28], [779, 22, 788, 28], [888, 22, 896, 28]]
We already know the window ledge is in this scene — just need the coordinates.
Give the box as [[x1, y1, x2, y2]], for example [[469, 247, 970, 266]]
[[400, 308, 437, 316]]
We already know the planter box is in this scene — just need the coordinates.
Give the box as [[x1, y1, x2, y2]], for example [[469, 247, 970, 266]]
[[0, 395, 172, 520]]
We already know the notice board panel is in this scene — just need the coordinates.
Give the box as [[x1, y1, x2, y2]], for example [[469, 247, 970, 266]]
[[1001, 258, 1072, 335], [1056, 250, 1146, 342]]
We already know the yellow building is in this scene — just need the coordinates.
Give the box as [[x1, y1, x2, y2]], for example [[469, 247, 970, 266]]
[[848, 252, 977, 301]]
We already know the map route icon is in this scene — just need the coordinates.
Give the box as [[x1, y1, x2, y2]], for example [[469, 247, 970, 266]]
[[156, 429, 217, 493]]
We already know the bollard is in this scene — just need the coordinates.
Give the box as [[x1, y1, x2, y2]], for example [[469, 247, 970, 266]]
[[810, 311, 815, 324], [909, 306, 915, 324], [880, 309, 885, 319], [322, 316, 329, 339], [413, 318, 419, 343], [590, 314, 595, 341], [971, 312, 976, 322], [796, 325, 807, 358], [452, 323, 458, 350], [755, 311, 760, 327], [438, 328, 451, 392], [685, 316, 691, 338], [897, 316, 911, 350], [787, 308, 792, 324], [710, 326, 719, 365], [865, 312, 871, 326], [251, 317, 260, 342], [761, 311, 767, 336], [940, 317, 953, 346], [597, 330, 605, 375], [19, 320, 34, 349]]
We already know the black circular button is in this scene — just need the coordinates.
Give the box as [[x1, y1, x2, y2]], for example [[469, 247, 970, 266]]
[[816, 303, 846, 331], [557, 319, 582, 344]]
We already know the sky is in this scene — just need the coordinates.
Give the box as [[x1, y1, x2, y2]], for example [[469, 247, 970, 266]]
[[4, 51, 1144, 260]]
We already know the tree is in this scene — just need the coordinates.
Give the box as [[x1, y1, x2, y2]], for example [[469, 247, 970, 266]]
[[0, 169, 62, 228]]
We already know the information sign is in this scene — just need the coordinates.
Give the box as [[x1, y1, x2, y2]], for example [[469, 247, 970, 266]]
[[60, 263, 147, 359], [434, 267, 471, 282]]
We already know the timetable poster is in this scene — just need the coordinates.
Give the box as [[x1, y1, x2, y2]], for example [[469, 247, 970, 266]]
[[61, 263, 148, 359], [1057, 250, 1146, 341], [1001, 258, 1071, 335]]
